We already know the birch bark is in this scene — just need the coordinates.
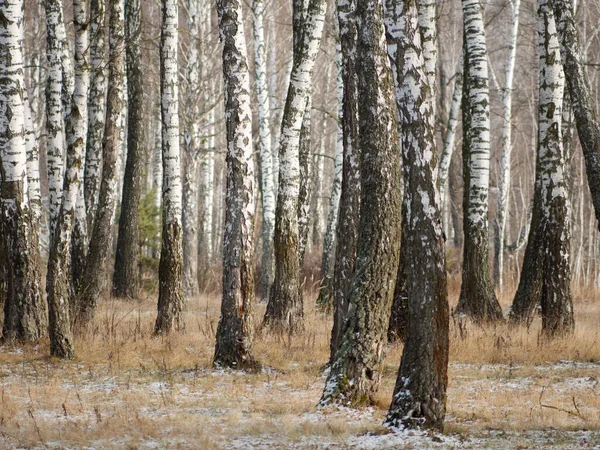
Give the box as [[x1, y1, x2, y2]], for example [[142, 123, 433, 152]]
[[155, 0, 184, 334], [319, 0, 401, 406], [76, 0, 125, 325], [0, 0, 46, 343], [263, 0, 328, 333], [85, 0, 107, 233], [213, 0, 258, 368], [113, 0, 144, 299], [252, 0, 276, 302], [494, 0, 521, 292], [455, 0, 503, 323], [384, 0, 448, 430]]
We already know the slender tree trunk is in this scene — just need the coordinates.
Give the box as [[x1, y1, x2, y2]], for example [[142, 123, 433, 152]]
[[316, 44, 343, 309], [263, 0, 327, 334], [85, 0, 107, 233], [155, 0, 184, 334], [44, 0, 69, 246], [455, 0, 503, 323], [113, 0, 144, 299], [552, 0, 600, 231], [494, 0, 521, 292], [69, 0, 91, 291], [0, 0, 46, 342], [384, 0, 448, 430], [319, 0, 401, 406], [76, 0, 125, 325], [298, 96, 313, 266], [510, 0, 573, 336], [213, 0, 257, 368], [328, 0, 360, 363], [252, 0, 276, 302]]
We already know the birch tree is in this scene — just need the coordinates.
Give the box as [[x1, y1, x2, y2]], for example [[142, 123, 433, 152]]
[[181, 0, 201, 297], [85, 0, 107, 232], [252, 0, 276, 302], [76, 0, 125, 325], [263, 0, 328, 333], [155, 0, 184, 334], [113, 0, 144, 299], [454, 0, 503, 323], [328, 0, 360, 362], [494, 0, 521, 292], [551, 0, 600, 231], [44, 0, 69, 243], [384, 0, 448, 430], [319, 0, 401, 405], [213, 0, 258, 368], [0, 0, 46, 342], [510, 0, 573, 336], [69, 0, 91, 289]]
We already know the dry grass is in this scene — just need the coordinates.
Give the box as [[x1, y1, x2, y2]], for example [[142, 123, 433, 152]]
[[0, 284, 599, 448]]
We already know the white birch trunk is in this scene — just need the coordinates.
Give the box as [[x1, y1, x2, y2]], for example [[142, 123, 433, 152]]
[[263, 0, 328, 333], [44, 0, 69, 243], [155, 0, 184, 334], [85, 0, 107, 232], [494, 0, 521, 292], [252, 0, 276, 301], [0, 0, 46, 342]]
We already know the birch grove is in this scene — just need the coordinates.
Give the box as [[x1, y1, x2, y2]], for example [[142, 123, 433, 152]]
[[4, 0, 600, 439]]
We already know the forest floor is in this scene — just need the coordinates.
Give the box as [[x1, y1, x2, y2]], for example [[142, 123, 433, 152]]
[[1, 281, 600, 449]]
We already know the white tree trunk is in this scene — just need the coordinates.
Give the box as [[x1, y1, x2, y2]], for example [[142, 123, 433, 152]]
[[0, 0, 46, 342], [494, 0, 521, 292], [155, 0, 184, 334], [85, 0, 107, 232], [252, 0, 276, 302]]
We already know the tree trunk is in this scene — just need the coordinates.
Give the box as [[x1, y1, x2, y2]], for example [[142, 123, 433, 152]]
[[316, 44, 343, 309], [319, 0, 401, 406], [113, 0, 144, 299], [510, 0, 573, 336], [213, 0, 257, 369], [69, 0, 91, 292], [383, 0, 448, 430], [252, 0, 276, 303], [494, 0, 521, 292], [85, 0, 107, 234], [0, 0, 46, 343], [263, 0, 327, 334], [76, 0, 125, 326], [552, 0, 600, 231], [455, 0, 503, 323], [328, 0, 360, 363], [155, 0, 184, 334]]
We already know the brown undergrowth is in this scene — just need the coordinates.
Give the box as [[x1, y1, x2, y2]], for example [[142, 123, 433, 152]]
[[0, 284, 599, 448]]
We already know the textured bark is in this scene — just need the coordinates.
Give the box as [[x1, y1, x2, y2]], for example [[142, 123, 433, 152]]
[[155, 0, 184, 334], [552, 0, 600, 231], [113, 0, 144, 299], [252, 0, 276, 302], [76, 0, 125, 325], [213, 0, 257, 368], [69, 0, 91, 291], [383, 0, 448, 430], [0, 0, 46, 343], [329, 0, 360, 363], [298, 96, 313, 265], [316, 45, 343, 309], [263, 0, 327, 334], [44, 0, 69, 245], [438, 56, 463, 204], [85, 0, 107, 233], [455, 0, 503, 323], [494, 0, 521, 292], [510, 0, 573, 336], [319, 0, 401, 406]]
